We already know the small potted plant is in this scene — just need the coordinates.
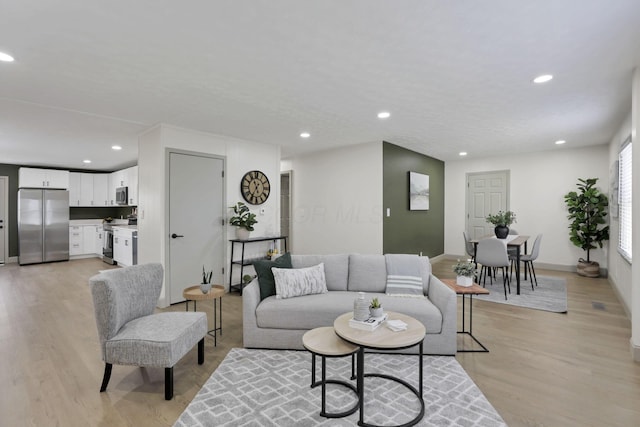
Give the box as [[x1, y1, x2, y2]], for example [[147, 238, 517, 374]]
[[486, 210, 516, 239], [369, 297, 384, 318], [229, 201, 258, 240], [453, 259, 475, 287], [201, 266, 213, 294], [242, 274, 255, 285]]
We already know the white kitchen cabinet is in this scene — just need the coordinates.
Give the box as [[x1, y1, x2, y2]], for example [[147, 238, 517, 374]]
[[69, 226, 84, 255], [69, 173, 82, 206], [113, 227, 134, 267], [126, 166, 138, 206], [19, 167, 69, 189], [94, 225, 104, 255], [93, 174, 109, 206], [79, 173, 93, 206]]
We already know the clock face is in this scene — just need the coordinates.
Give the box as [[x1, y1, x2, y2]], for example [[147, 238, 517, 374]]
[[241, 170, 270, 205]]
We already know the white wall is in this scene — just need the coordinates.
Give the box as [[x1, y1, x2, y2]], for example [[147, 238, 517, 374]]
[[287, 142, 383, 254], [445, 145, 609, 269], [138, 124, 281, 307], [607, 113, 632, 315]]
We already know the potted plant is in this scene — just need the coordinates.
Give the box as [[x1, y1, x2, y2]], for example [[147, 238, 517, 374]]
[[229, 201, 258, 240], [486, 210, 517, 239], [564, 178, 609, 277], [201, 266, 213, 294], [369, 297, 384, 318], [453, 259, 475, 287]]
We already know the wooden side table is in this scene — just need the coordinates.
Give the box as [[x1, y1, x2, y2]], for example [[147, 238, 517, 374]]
[[182, 285, 224, 346], [302, 327, 359, 419], [442, 279, 490, 353]]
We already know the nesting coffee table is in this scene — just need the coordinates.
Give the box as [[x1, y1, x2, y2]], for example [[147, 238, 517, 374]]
[[333, 311, 426, 427]]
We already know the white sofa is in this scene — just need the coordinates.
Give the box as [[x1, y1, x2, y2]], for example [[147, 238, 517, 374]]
[[242, 254, 457, 355]]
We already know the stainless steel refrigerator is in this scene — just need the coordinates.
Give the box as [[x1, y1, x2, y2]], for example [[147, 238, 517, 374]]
[[18, 189, 69, 265]]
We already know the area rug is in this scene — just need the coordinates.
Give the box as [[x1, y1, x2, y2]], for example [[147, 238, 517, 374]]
[[474, 275, 567, 313], [174, 348, 506, 427]]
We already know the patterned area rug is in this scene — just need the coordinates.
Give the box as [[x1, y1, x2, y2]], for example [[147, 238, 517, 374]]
[[474, 275, 567, 313], [174, 348, 506, 427]]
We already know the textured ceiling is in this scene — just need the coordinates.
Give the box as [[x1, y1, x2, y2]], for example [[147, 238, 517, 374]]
[[1, 0, 639, 171]]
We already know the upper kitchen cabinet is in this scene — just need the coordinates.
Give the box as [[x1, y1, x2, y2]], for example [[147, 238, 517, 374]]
[[126, 166, 138, 206], [107, 166, 138, 206], [19, 167, 69, 189], [69, 173, 110, 207]]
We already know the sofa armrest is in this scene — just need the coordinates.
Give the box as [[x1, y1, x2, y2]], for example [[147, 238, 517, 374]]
[[426, 274, 457, 334], [242, 279, 261, 343]]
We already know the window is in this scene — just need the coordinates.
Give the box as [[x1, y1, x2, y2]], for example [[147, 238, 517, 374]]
[[618, 139, 632, 262]]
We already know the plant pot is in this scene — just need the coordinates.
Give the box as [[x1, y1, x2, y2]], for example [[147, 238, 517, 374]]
[[369, 307, 384, 318], [456, 275, 474, 287], [494, 225, 509, 239], [576, 258, 600, 278], [236, 227, 250, 240], [200, 283, 212, 294]]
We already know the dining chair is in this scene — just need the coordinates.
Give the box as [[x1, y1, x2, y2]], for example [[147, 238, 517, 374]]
[[476, 238, 511, 299], [511, 234, 542, 289], [463, 231, 475, 262], [88, 263, 207, 400]]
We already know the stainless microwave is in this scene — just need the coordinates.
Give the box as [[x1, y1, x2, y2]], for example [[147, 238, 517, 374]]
[[116, 186, 128, 205]]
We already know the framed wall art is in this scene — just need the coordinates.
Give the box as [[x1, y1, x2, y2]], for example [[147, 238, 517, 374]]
[[409, 171, 429, 210]]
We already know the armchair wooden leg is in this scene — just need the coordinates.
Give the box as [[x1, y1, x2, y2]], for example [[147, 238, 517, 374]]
[[100, 363, 112, 392], [165, 367, 173, 400], [198, 338, 205, 364]]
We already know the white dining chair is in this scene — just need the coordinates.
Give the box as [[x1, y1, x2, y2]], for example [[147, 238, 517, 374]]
[[511, 234, 542, 289]]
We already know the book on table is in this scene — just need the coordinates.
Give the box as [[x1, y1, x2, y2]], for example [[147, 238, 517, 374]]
[[348, 313, 388, 331]]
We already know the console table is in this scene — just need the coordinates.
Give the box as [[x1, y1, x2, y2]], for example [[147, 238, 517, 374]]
[[228, 236, 287, 293]]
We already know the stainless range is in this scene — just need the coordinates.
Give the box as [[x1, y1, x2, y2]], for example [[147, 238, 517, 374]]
[[102, 223, 115, 264]]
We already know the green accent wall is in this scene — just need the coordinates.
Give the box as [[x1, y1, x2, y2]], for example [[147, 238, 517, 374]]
[[1, 163, 131, 258], [382, 142, 444, 256]]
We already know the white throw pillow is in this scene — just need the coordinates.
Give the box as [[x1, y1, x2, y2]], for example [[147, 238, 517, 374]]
[[272, 263, 328, 299]]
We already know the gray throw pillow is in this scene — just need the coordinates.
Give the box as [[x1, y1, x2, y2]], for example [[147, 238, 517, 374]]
[[272, 263, 328, 299]]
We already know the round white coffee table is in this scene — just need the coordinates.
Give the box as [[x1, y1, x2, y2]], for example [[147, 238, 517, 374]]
[[334, 311, 426, 427]]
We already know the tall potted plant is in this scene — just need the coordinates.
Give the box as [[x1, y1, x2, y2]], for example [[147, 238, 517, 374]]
[[229, 202, 258, 240], [564, 178, 609, 277]]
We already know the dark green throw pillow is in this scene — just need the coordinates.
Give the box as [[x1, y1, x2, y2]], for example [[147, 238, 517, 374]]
[[254, 252, 292, 300]]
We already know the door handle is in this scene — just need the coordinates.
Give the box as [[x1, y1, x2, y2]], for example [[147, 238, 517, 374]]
[[171, 233, 184, 239]]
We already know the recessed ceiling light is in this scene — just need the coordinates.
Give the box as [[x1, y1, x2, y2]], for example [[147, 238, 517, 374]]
[[300, 132, 310, 138], [555, 140, 566, 145], [111, 145, 122, 150], [0, 51, 14, 62], [377, 111, 391, 119], [533, 74, 553, 84], [459, 152, 468, 156], [83, 159, 92, 164]]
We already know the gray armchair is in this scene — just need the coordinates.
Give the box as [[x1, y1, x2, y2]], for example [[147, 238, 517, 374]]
[[89, 263, 207, 400]]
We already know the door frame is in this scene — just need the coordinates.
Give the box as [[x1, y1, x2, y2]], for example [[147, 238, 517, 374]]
[[164, 148, 226, 303], [0, 176, 8, 264], [280, 170, 292, 253], [465, 170, 510, 237]]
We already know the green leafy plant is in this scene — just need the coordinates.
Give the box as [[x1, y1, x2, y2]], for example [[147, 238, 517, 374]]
[[564, 178, 609, 262], [229, 201, 258, 231], [370, 297, 381, 309], [242, 274, 255, 284], [453, 259, 476, 277], [202, 266, 212, 284], [485, 210, 517, 226]]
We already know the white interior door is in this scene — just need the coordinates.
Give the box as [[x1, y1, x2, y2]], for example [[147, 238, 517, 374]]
[[0, 177, 6, 264], [466, 171, 509, 239], [168, 152, 225, 304]]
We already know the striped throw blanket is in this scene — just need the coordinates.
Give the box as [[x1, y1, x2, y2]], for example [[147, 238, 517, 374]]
[[385, 254, 424, 297]]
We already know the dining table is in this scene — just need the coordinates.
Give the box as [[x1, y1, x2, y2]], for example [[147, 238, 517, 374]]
[[471, 234, 530, 295]]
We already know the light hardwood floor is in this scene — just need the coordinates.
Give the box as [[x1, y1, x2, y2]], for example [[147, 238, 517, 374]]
[[1, 258, 639, 426]]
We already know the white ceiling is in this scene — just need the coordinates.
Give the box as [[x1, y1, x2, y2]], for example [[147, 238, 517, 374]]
[[1, 0, 639, 171]]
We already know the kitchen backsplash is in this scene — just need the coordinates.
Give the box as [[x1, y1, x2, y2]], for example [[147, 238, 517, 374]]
[[69, 206, 133, 220]]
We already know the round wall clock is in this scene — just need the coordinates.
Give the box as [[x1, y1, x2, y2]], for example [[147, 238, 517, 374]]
[[241, 170, 270, 205]]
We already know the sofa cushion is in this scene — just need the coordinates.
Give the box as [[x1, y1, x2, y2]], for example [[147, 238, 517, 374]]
[[347, 255, 387, 293], [254, 252, 292, 300], [273, 263, 328, 299], [291, 254, 349, 291], [256, 291, 443, 334]]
